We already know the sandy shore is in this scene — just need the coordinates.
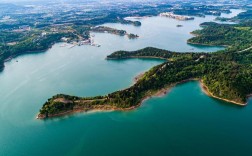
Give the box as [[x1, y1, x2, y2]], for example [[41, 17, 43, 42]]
[[133, 72, 145, 83]]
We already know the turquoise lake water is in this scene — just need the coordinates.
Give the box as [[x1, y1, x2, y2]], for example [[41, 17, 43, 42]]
[[1, 9, 251, 156]]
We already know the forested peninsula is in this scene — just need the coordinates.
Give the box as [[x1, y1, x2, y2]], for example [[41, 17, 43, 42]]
[[37, 13, 252, 119]]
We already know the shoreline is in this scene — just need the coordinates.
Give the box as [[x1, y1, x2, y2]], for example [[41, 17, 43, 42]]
[[190, 32, 200, 37], [133, 72, 145, 84], [37, 78, 251, 119], [37, 103, 142, 119], [37, 78, 197, 119], [107, 56, 168, 60], [199, 80, 247, 106], [124, 16, 150, 20], [188, 32, 228, 47], [2, 44, 54, 72], [4, 49, 49, 62], [187, 41, 228, 47]]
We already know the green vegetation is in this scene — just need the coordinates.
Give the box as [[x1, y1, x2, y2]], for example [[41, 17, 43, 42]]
[[0, 5, 247, 118], [0, 32, 75, 69], [0, 22, 139, 71], [0, 24, 138, 70], [216, 10, 252, 22], [38, 43, 252, 118], [91, 26, 139, 39], [188, 21, 252, 51], [38, 10, 252, 118], [0, 2, 242, 73], [119, 20, 141, 27], [91, 26, 126, 36], [172, 6, 231, 17]]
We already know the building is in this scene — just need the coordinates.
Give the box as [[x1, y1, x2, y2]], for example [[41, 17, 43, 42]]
[[19, 25, 31, 31], [160, 12, 194, 21]]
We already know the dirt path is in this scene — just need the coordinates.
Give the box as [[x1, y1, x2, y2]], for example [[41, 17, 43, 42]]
[[237, 45, 252, 53]]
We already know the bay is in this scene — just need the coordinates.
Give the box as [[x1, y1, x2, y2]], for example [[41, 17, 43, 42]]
[[0, 9, 250, 156]]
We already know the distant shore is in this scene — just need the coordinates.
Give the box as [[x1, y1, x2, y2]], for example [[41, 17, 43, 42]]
[[188, 32, 228, 47]]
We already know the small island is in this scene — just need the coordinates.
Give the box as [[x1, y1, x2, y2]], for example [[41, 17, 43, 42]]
[[91, 26, 139, 39]]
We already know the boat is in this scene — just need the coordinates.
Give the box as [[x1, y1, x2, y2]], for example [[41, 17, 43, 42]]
[[69, 45, 75, 49], [60, 44, 67, 47], [91, 44, 101, 47]]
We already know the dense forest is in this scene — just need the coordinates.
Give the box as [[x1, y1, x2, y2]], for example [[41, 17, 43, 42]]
[[188, 21, 252, 51]]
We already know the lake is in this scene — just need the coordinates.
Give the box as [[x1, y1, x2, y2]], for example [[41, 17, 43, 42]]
[[1, 9, 251, 156]]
